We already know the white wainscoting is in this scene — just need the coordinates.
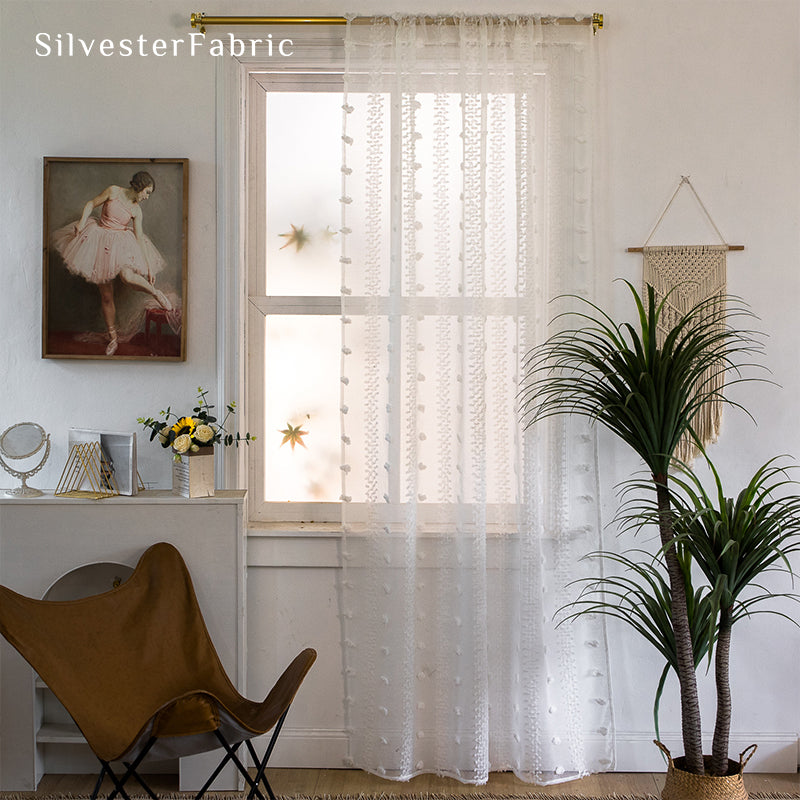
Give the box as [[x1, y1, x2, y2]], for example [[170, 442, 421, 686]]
[[246, 529, 800, 775], [246, 529, 349, 768]]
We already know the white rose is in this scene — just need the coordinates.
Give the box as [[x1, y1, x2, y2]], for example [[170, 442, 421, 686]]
[[195, 424, 215, 443], [173, 434, 192, 454]]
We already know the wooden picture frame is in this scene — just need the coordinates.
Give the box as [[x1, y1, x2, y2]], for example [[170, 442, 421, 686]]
[[42, 157, 188, 360]]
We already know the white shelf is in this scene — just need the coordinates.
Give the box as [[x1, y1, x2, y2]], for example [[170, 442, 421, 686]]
[[37, 722, 86, 745], [0, 489, 246, 506]]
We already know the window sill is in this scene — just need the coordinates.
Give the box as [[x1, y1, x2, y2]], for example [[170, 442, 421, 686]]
[[247, 521, 343, 537]]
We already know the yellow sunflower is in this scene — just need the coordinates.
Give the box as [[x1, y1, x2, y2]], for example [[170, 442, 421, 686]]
[[171, 416, 196, 436]]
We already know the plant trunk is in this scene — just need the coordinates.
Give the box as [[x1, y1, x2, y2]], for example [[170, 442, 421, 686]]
[[711, 607, 733, 776], [654, 477, 705, 775]]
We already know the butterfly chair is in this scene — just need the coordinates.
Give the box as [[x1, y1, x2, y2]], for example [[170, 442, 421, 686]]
[[0, 541, 316, 800]]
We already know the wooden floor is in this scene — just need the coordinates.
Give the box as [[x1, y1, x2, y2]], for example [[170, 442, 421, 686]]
[[25, 767, 800, 798]]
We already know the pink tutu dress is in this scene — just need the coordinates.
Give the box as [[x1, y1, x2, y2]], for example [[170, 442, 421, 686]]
[[52, 197, 166, 285]]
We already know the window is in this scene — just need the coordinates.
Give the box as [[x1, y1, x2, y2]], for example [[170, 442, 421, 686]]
[[246, 75, 345, 521], [240, 46, 549, 524]]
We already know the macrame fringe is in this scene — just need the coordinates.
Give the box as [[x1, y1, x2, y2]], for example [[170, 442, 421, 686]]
[[643, 245, 728, 464]]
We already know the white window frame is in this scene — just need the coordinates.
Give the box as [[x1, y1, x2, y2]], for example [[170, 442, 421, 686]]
[[215, 29, 349, 526], [246, 71, 345, 523]]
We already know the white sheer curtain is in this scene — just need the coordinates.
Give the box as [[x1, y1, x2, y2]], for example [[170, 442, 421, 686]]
[[338, 15, 612, 785]]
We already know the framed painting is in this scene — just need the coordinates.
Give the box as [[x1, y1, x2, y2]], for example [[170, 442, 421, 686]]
[[42, 157, 188, 360]]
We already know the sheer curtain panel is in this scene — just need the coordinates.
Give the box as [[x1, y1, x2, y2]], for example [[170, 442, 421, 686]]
[[339, 15, 612, 785]]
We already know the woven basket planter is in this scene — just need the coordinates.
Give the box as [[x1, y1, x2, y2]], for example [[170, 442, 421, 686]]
[[657, 741, 757, 800]]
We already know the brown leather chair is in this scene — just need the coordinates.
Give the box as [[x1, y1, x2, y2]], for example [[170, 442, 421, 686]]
[[0, 541, 316, 800]]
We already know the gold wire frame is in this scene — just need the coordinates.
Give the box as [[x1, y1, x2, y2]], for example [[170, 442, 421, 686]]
[[55, 442, 119, 499]]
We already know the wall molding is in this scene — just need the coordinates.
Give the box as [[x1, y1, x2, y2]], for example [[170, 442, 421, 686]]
[[215, 52, 248, 490]]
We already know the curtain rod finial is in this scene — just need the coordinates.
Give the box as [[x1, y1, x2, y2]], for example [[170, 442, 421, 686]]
[[190, 12, 206, 34]]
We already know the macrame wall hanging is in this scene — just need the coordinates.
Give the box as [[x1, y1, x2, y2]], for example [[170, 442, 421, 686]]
[[627, 176, 744, 463]]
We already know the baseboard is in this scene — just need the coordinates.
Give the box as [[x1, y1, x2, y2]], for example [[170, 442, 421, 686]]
[[613, 731, 799, 773], [255, 727, 351, 768], [40, 743, 176, 775], [260, 728, 800, 773]]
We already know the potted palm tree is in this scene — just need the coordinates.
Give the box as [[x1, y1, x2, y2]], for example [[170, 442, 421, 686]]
[[566, 458, 800, 798], [665, 459, 800, 776], [520, 282, 800, 797]]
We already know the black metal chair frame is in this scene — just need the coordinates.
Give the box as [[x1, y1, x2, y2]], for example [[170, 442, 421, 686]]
[[89, 707, 292, 800], [92, 737, 158, 800], [197, 708, 290, 800]]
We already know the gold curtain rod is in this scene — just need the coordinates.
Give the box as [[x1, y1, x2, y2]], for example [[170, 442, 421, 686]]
[[190, 12, 604, 35]]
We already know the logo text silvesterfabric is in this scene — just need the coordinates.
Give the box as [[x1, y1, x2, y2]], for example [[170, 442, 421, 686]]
[[35, 32, 294, 57]]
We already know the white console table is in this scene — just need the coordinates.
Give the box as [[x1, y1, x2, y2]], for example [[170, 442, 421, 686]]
[[0, 490, 246, 791]]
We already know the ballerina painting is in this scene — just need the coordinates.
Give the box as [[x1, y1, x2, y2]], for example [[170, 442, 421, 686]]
[[42, 157, 187, 360]]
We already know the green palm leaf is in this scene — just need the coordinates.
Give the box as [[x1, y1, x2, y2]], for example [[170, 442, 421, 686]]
[[520, 281, 763, 477], [559, 547, 715, 743]]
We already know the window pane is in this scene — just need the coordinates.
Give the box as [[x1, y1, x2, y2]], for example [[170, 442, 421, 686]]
[[250, 82, 543, 517], [265, 92, 342, 296], [262, 315, 341, 502], [410, 92, 520, 298]]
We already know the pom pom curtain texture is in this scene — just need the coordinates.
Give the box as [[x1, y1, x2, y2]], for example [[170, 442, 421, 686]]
[[338, 15, 611, 784]]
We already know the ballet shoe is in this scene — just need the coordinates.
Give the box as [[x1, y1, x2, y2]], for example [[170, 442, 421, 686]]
[[105, 328, 118, 356], [154, 288, 173, 311]]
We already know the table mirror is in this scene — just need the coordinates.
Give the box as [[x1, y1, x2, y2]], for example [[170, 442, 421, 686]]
[[0, 422, 51, 497]]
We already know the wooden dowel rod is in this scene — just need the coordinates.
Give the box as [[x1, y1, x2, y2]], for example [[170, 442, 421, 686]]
[[626, 245, 745, 253]]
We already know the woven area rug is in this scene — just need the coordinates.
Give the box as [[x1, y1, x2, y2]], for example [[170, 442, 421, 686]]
[[2, 792, 798, 800]]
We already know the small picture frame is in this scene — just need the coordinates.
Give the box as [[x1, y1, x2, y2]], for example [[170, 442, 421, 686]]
[[42, 157, 188, 360]]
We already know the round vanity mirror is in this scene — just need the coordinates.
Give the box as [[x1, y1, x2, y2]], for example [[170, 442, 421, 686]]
[[0, 422, 51, 497]]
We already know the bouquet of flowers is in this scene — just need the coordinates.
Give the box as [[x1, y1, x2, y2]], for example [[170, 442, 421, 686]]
[[137, 387, 254, 461]]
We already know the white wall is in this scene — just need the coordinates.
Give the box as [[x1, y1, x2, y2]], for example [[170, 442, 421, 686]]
[[598, 0, 800, 772], [1, 0, 799, 775], [0, 0, 220, 491]]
